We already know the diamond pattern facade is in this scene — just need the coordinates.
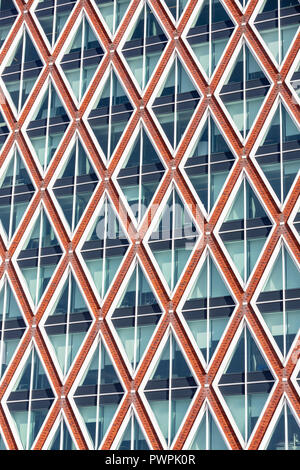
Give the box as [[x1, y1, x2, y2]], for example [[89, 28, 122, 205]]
[[0, 0, 298, 451]]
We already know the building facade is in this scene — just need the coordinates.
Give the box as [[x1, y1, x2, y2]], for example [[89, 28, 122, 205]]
[[0, 0, 298, 450]]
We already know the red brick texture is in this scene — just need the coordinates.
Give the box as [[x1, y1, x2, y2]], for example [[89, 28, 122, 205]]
[[0, 0, 298, 450]]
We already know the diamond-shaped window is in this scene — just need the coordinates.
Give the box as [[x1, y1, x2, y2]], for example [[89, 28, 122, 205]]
[[1, 27, 43, 115], [188, 404, 228, 450], [47, 414, 77, 450], [34, 0, 77, 49], [0, 278, 27, 380], [26, 79, 70, 173], [218, 42, 270, 140], [147, 184, 200, 292], [0, 1, 18, 50], [181, 250, 236, 366], [42, 270, 93, 378], [94, 0, 130, 35], [254, 0, 300, 65], [16, 207, 63, 308], [255, 241, 300, 359], [143, 330, 198, 448], [116, 125, 165, 224], [0, 147, 35, 242], [186, 0, 235, 78], [183, 113, 236, 215], [110, 261, 162, 372], [52, 135, 99, 233], [72, 336, 124, 449], [6, 346, 55, 449], [217, 323, 275, 445], [80, 195, 130, 301], [164, 0, 188, 22], [152, 55, 201, 150], [265, 399, 300, 450], [121, 1, 168, 90], [87, 68, 134, 164], [217, 174, 273, 285], [254, 101, 299, 206], [115, 409, 150, 450], [60, 13, 105, 103]]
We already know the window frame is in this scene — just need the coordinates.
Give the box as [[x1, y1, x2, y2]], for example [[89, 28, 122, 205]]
[[2, 339, 57, 450], [106, 255, 165, 377], [177, 245, 238, 371], [213, 168, 276, 290], [68, 331, 127, 450], [143, 179, 203, 296], [214, 36, 274, 144], [212, 317, 279, 449], [139, 325, 200, 449], [182, 0, 237, 82]]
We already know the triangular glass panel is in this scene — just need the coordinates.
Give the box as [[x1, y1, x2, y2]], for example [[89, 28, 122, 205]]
[[17, 208, 63, 307], [0, 147, 35, 241], [0, 1, 18, 50], [219, 42, 270, 139], [53, 137, 99, 232], [144, 331, 198, 447], [0, 109, 9, 152], [266, 399, 300, 450], [0, 279, 26, 379], [116, 410, 149, 450], [111, 262, 162, 371], [184, 114, 235, 214], [122, 2, 168, 90], [60, 14, 104, 103], [218, 176, 273, 284], [87, 68, 134, 163], [181, 252, 236, 365], [47, 417, 77, 450], [43, 271, 93, 377], [256, 242, 300, 358], [35, 0, 77, 48], [0, 431, 7, 450], [218, 324, 275, 444], [95, 0, 130, 35], [164, 0, 187, 22], [152, 56, 201, 149], [80, 196, 130, 300], [186, 0, 235, 78], [236, 0, 248, 8], [254, 1, 300, 65], [148, 185, 199, 291], [290, 59, 300, 99], [26, 80, 70, 172], [73, 337, 124, 449], [189, 405, 228, 449], [255, 102, 299, 205], [116, 126, 165, 224], [6, 347, 55, 449], [2, 28, 43, 114], [293, 206, 300, 236]]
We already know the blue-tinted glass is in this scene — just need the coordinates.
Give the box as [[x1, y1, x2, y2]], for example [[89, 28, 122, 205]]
[[74, 340, 124, 448], [35, 0, 76, 47], [2, 30, 43, 113], [44, 273, 92, 376]]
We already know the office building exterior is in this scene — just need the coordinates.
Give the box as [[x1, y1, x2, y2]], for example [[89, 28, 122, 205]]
[[0, 0, 298, 450]]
